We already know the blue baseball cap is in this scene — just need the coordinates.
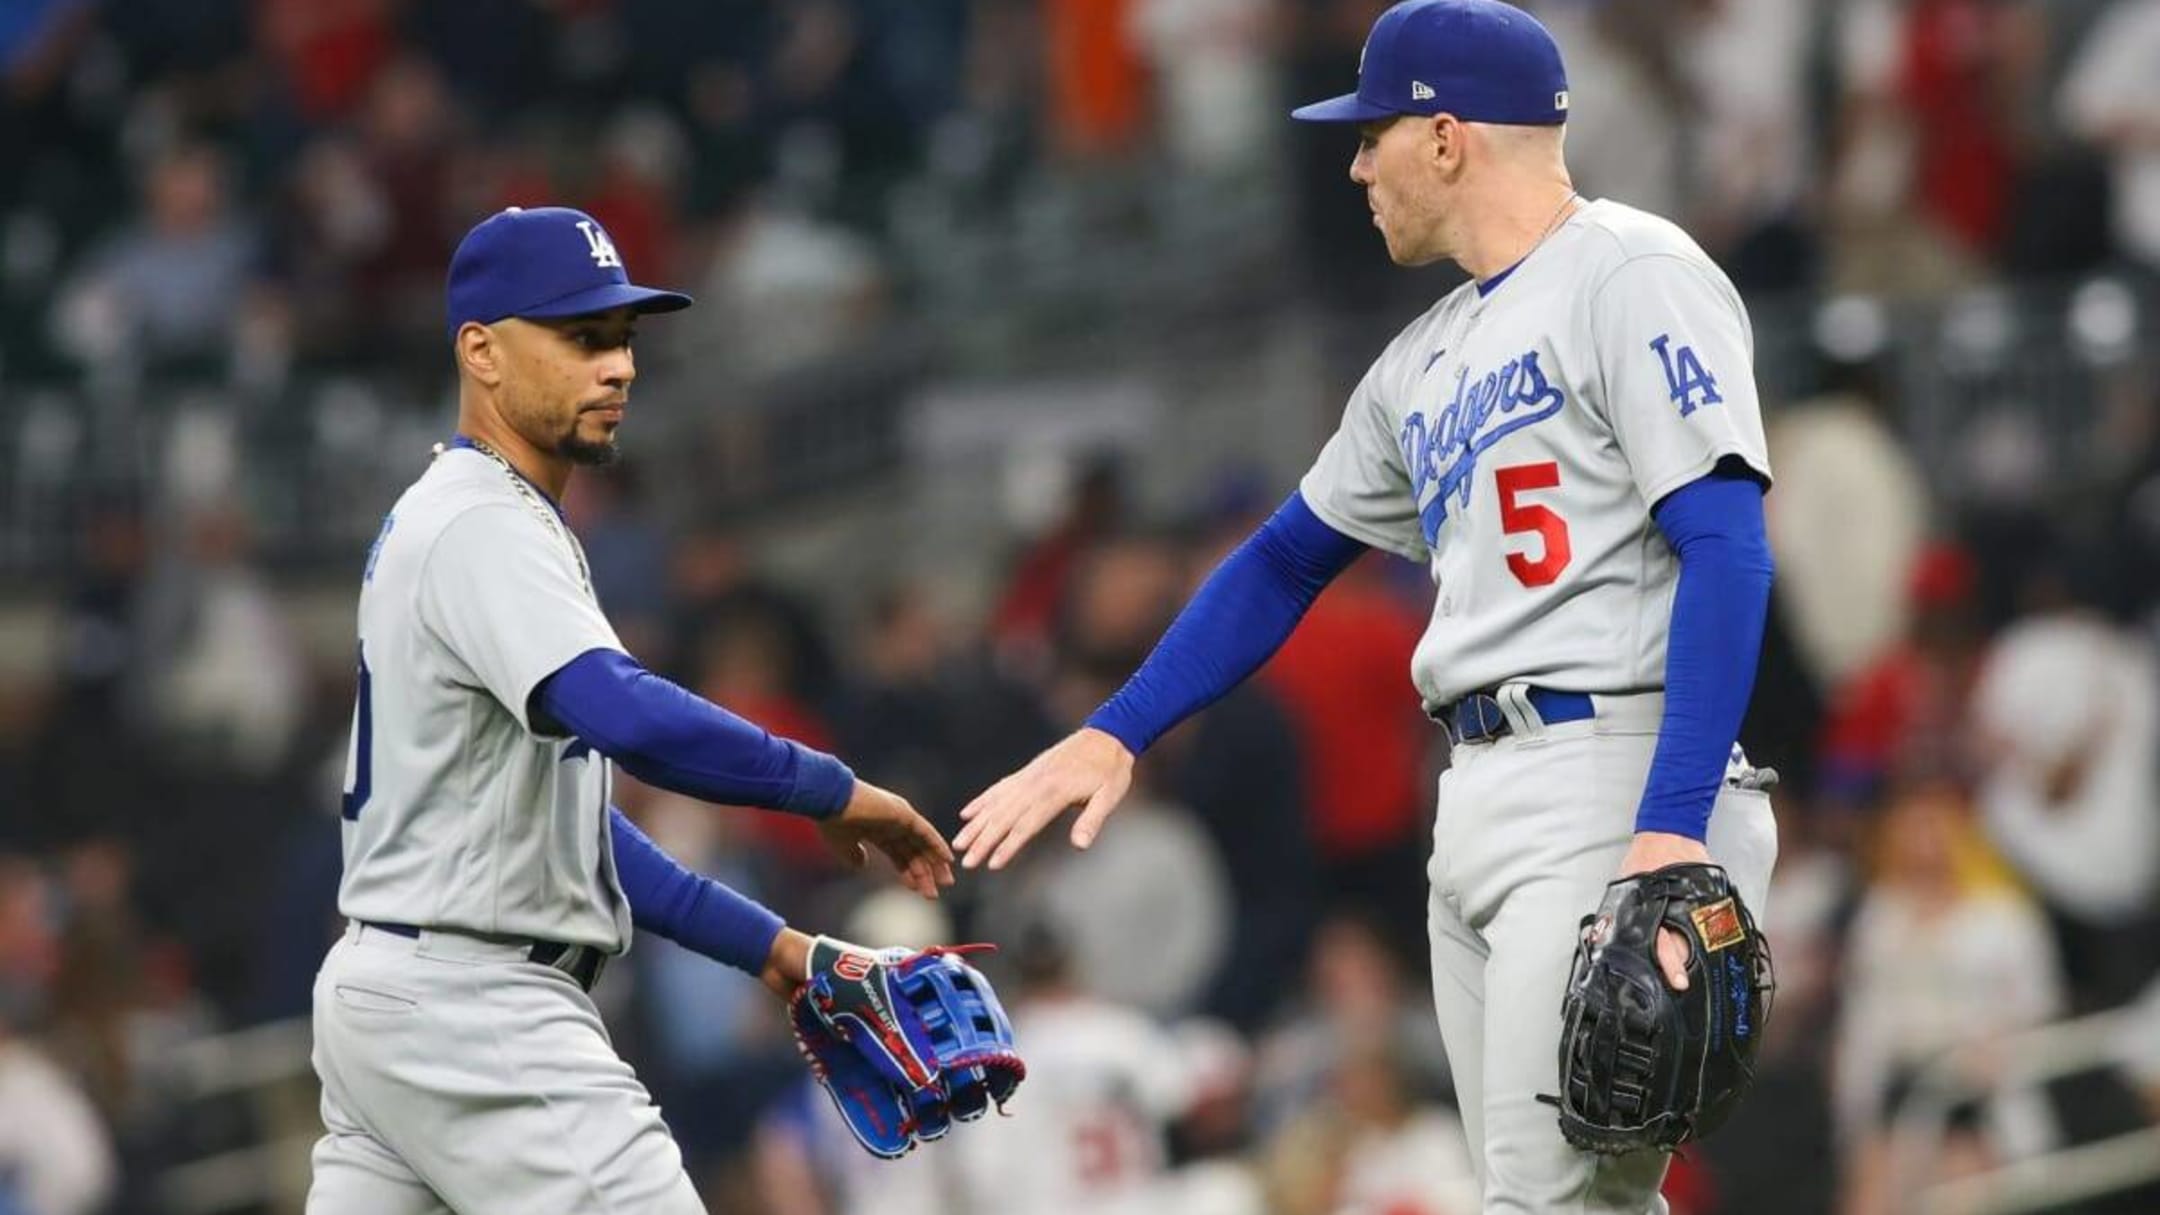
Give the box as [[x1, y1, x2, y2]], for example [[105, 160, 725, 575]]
[[1291, 0, 1569, 126], [444, 206, 692, 341]]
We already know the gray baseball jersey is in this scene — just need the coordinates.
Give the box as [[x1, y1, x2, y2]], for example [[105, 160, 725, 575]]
[[1300, 198, 1772, 709], [337, 444, 631, 951]]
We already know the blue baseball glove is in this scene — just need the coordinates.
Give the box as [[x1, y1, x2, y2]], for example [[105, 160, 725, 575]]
[[789, 936, 1025, 1158]]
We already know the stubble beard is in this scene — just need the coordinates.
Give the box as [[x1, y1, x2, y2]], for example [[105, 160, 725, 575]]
[[558, 412, 621, 467], [560, 429, 620, 467]]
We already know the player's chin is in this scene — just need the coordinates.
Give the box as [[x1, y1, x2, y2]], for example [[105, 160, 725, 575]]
[[1375, 229, 1421, 267], [561, 417, 622, 467], [1373, 228, 1442, 265], [1379, 234, 1443, 268]]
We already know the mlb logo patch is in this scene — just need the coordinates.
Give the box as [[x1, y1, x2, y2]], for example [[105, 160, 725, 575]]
[[1690, 899, 1747, 952], [1554, 90, 1570, 111]]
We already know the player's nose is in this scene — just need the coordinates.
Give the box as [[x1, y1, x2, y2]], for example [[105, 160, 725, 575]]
[[600, 346, 635, 390], [1349, 147, 1375, 187]]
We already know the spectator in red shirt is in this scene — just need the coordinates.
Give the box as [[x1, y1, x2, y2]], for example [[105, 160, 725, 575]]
[[686, 609, 847, 885], [1187, 482, 1432, 960], [1896, 0, 2045, 256], [1818, 544, 1989, 818], [1262, 555, 1423, 836], [991, 454, 1129, 672], [255, 0, 395, 124]]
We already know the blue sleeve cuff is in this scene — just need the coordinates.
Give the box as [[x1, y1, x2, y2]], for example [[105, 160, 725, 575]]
[[537, 649, 855, 819], [782, 747, 856, 818], [1087, 491, 1365, 755], [1634, 468, 1774, 839]]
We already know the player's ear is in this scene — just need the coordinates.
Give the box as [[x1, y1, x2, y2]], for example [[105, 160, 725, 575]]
[[456, 321, 503, 387], [1427, 113, 1463, 173]]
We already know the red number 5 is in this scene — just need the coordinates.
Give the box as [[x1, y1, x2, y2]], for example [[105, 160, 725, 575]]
[[1496, 462, 1572, 587]]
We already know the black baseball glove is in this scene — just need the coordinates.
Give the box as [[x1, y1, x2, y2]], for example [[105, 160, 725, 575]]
[[1543, 862, 1775, 1155]]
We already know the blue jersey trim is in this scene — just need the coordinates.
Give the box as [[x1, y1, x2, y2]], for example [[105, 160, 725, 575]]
[[1476, 257, 1525, 298]]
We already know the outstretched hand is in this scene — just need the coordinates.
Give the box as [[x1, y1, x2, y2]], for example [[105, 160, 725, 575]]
[[954, 728, 1136, 870], [1617, 830, 1713, 991], [819, 780, 956, 899]]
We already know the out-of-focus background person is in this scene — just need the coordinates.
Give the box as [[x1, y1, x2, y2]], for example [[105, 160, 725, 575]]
[[3, 1, 2160, 1212]]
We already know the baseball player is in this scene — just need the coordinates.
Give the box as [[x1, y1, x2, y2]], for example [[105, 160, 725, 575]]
[[955, 2, 1779, 1211], [308, 205, 956, 1214]]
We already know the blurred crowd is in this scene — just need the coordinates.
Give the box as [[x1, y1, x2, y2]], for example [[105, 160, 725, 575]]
[[4, 0, 2160, 385], [6, 1, 2160, 1215]]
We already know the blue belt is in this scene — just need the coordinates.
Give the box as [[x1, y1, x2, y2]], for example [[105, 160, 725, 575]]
[[362, 921, 610, 993], [1436, 687, 1595, 745]]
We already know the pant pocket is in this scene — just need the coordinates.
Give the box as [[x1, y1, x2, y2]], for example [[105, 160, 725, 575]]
[[333, 983, 420, 1015]]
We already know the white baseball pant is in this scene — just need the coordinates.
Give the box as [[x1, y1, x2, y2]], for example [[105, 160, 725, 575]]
[[1426, 688, 1778, 1214], [307, 921, 705, 1215]]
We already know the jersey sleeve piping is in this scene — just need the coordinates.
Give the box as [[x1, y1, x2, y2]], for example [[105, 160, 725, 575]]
[[1583, 251, 1732, 315], [1582, 251, 1746, 418], [1573, 213, 1635, 264]]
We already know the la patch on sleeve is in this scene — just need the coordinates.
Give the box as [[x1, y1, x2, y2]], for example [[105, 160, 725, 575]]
[[1649, 334, 1723, 417]]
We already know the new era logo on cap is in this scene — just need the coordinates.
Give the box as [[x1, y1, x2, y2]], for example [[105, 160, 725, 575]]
[[1290, 0, 1571, 128]]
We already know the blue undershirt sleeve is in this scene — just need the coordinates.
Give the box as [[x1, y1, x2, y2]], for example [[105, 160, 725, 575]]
[[609, 806, 784, 975], [1086, 492, 1367, 755], [1634, 467, 1776, 839], [536, 649, 855, 818]]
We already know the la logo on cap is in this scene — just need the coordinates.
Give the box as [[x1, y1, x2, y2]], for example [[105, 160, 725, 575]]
[[575, 219, 623, 270]]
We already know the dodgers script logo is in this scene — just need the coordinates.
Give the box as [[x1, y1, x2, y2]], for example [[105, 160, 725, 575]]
[[1399, 349, 1567, 543]]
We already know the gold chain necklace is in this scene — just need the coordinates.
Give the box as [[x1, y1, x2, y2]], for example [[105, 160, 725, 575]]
[[434, 436, 594, 594], [1536, 189, 1581, 248], [1494, 189, 1580, 290]]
